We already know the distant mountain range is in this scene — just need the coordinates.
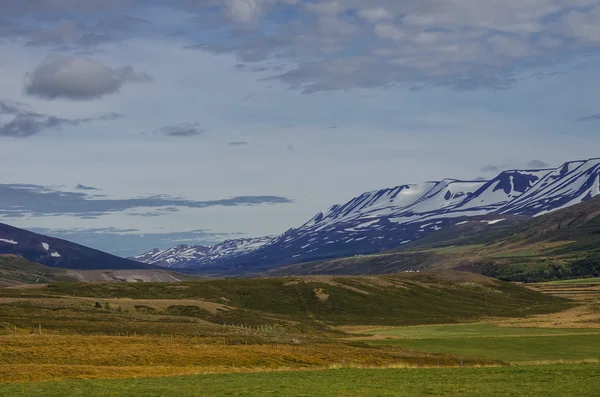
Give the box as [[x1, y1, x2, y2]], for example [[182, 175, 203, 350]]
[[133, 158, 600, 274], [130, 237, 273, 268], [0, 222, 155, 270]]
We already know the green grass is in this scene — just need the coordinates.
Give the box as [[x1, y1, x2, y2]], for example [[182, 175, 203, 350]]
[[370, 333, 600, 363], [366, 323, 600, 339], [426, 244, 487, 254], [0, 272, 569, 328], [1, 365, 599, 396]]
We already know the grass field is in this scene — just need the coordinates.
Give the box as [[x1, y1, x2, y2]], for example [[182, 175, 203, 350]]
[[1, 365, 599, 396], [0, 271, 596, 396], [1, 333, 491, 384], [369, 333, 600, 363], [0, 272, 570, 335], [364, 323, 600, 339]]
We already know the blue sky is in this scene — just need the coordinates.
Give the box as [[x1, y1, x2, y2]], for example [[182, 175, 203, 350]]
[[1, 0, 600, 256]]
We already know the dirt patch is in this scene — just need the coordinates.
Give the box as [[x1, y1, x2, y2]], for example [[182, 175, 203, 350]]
[[314, 288, 329, 302], [4, 284, 48, 290]]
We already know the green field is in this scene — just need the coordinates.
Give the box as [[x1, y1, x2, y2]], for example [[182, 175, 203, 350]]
[[1, 365, 599, 397], [366, 323, 600, 339], [367, 324, 600, 363]]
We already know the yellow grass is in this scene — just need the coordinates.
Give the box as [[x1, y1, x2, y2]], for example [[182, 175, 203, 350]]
[[0, 334, 481, 383]]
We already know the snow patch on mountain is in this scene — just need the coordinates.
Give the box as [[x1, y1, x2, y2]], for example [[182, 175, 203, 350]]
[[132, 236, 274, 268], [134, 158, 600, 271]]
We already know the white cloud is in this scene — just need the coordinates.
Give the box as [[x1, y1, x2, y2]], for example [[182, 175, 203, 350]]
[[25, 56, 150, 100]]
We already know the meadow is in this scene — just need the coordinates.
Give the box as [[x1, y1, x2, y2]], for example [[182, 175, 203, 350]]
[[1, 365, 599, 396], [364, 324, 600, 363], [1, 272, 599, 396]]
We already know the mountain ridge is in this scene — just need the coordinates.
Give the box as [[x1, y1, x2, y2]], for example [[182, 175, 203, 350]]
[[133, 158, 600, 274]]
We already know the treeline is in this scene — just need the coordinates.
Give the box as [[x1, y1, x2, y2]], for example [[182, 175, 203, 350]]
[[484, 257, 600, 283]]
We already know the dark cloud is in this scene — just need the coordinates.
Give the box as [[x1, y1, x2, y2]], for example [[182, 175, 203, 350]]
[[0, 100, 120, 138], [228, 141, 249, 146], [75, 184, 100, 191], [576, 114, 600, 122], [0, 183, 292, 218], [25, 56, 151, 100], [28, 227, 238, 257], [160, 123, 204, 137], [527, 160, 550, 168], [480, 165, 500, 173]]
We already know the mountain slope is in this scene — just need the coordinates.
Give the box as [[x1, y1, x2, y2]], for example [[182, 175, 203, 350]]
[[269, 197, 600, 278], [134, 158, 600, 274], [0, 222, 157, 270]]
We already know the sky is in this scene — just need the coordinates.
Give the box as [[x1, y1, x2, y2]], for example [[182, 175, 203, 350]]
[[1, 0, 600, 257]]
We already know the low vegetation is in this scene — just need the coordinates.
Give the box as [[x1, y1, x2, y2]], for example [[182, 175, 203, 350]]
[[0, 272, 570, 333], [2, 365, 599, 397], [1, 270, 599, 395]]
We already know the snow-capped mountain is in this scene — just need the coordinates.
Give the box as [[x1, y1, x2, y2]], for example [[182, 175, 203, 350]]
[[133, 158, 600, 273], [131, 237, 273, 269], [0, 222, 154, 270]]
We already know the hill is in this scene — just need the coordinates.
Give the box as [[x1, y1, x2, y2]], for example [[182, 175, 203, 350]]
[[0, 222, 157, 270], [0, 254, 199, 286], [18, 270, 569, 328]]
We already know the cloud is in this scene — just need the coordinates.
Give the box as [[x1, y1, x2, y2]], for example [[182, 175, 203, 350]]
[[0, 100, 119, 138], [25, 56, 151, 100], [576, 114, 600, 122], [75, 184, 100, 191], [0, 0, 135, 16], [228, 141, 249, 145], [527, 160, 550, 168], [0, 14, 150, 48], [182, 0, 600, 92], [160, 123, 205, 137], [480, 165, 500, 173], [28, 227, 240, 257], [0, 183, 292, 218]]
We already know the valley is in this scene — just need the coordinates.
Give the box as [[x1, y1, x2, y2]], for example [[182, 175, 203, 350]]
[[2, 158, 600, 395], [1, 272, 600, 395]]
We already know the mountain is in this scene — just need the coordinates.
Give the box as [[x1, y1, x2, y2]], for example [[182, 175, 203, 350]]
[[133, 158, 600, 274], [130, 236, 273, 269], [268, 196, 600, 278], [0, 222, 157, 270]]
